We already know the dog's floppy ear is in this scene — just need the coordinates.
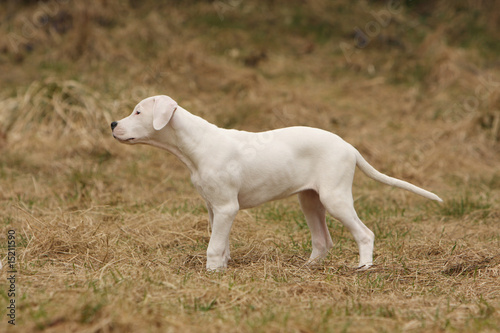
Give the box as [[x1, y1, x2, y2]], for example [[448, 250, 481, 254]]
[[152, 95, 178, 130]]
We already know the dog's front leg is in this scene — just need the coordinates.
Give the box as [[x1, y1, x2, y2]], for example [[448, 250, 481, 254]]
[[206, 203, 238, 271]]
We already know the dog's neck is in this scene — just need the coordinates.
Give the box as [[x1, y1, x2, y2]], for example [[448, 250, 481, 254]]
[[148, 106, 218, 174]]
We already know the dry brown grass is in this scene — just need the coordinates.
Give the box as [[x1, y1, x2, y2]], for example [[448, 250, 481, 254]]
[[1, 1, 500, 332]]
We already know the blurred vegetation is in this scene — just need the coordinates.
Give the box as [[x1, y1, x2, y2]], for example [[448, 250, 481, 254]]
[[1, 1, 499, 76], [0, 0, 498, 159]]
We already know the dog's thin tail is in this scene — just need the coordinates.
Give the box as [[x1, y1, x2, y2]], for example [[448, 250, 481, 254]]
[[355, 149, 443, 202]]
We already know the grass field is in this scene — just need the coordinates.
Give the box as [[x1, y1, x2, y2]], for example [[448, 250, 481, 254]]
[[1, 1, 500, 332]]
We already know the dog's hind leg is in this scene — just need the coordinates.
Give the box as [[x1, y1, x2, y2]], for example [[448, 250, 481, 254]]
[[319, 189, 374, 269], [298, 190, 334, 264]]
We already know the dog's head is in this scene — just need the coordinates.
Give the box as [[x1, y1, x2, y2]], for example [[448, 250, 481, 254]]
[[111, 95, 177, 144]]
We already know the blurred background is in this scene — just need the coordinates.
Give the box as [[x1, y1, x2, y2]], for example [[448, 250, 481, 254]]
[[0, 0, 499, 205]]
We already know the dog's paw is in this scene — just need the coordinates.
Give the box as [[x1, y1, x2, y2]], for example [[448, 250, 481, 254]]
[[355, 264, 374, 271], [206, 267, 226, 273], [206, 260, 228, 272]]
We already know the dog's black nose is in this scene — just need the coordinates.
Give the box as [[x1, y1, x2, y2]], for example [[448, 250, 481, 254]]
[[111, 121, 118, 130]]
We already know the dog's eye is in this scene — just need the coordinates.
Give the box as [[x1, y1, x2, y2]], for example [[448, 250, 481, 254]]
[[136, 110, 141, 115]]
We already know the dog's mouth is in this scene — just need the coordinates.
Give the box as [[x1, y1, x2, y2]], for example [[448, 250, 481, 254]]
[[113, 134, 136, 143]]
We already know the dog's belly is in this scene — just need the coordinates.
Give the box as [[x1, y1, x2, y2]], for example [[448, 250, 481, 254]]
[[235, 148, 318, 209], [237, 184, 313, 209]]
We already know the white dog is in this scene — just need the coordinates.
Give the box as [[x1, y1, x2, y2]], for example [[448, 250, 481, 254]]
[[112, 95, 442, 271]]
